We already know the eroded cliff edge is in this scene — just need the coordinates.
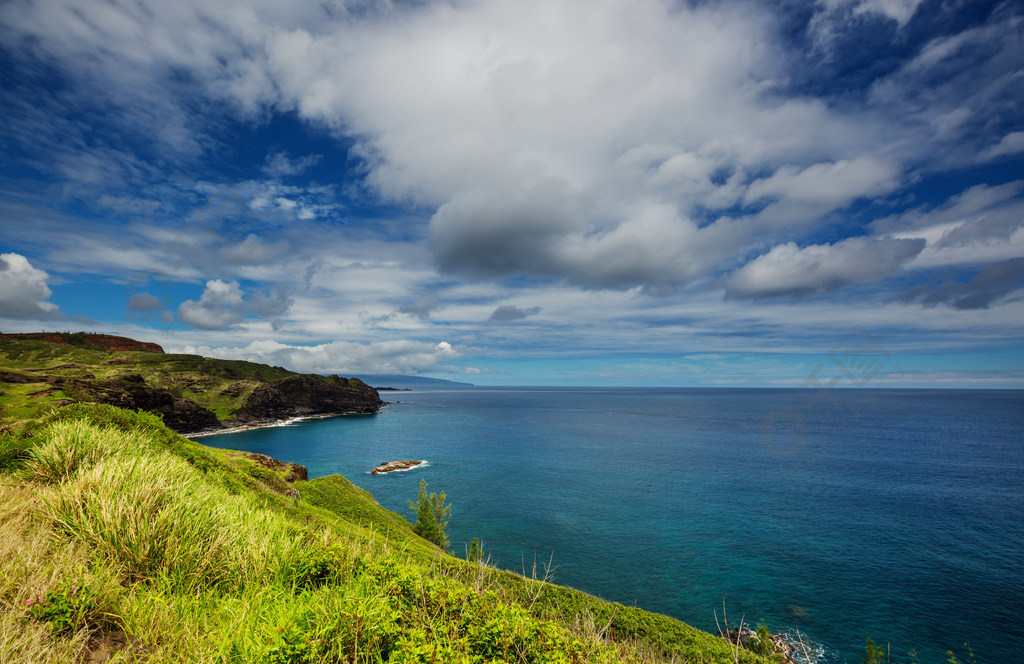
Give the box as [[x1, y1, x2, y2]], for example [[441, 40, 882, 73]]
[[0, 332, 385, 434]]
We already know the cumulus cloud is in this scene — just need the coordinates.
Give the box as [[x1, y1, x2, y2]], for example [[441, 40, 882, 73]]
[[1, 0, 1020, 304], [126, 292, 163, 312], [182, 338, 464, 375], [727, 237, 925, 298], [743, 157, 899, 209], [876, 182, 1024, 269], [489, 305, 541, 321], [0, 253, 61, 319], [262, 151, 321, 178], [2, 0, 933, 292], [177, 279, 245, 330]]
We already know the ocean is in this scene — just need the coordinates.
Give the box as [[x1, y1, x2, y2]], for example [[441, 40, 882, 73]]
[[201, 387, 1024, 663]]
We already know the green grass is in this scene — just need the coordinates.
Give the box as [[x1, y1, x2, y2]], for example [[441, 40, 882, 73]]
[[1, 337, 380, 432], [0, 403, 764, 663]]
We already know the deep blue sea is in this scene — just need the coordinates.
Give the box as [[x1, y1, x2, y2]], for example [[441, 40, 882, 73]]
[[201, 388, 1024, 663]]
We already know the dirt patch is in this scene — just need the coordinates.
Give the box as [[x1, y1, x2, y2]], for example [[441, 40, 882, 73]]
[[83, 630, 145, 663]]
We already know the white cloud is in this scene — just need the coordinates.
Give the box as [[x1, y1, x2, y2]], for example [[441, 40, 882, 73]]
[[878, 182, 1024, 269], [743, 157, 899, 208], [852, 0, 923, 26], [1, 0, 921, 291], [262, 151, 321, 178], [727, 237, 925, 298], [0, 253, 61, 319], [177, 279, 245, 330], [982, 132, 1024, 161], [182, 338, 465, 375]]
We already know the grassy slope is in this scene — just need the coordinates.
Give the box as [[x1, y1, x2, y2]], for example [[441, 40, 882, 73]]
[[0, 337, 370, 426], [0, 404, 757, 663]]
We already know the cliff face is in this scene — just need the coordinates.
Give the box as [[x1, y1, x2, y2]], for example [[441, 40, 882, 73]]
[[0, 334, 384, 434], [63, 373, 223, 433], [233, 374, 384, 423]]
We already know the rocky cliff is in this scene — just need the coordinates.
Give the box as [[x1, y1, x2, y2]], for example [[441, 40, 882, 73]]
[[0, 333, 385, 434]]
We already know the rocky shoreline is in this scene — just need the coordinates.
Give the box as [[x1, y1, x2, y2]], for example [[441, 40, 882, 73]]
[[185, 412, 353, 438], [715, 626, 802, 664]]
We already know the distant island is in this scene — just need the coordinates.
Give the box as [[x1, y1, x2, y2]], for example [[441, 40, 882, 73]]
[[358, 374, 475, 389], [0, 331, 384, 435]]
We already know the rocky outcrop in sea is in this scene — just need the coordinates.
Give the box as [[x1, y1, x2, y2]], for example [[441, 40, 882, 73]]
[[370, 460, 425, 474]]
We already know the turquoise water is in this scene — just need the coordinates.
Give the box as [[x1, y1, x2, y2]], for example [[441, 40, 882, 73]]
[[202, 388, 1024, 663]]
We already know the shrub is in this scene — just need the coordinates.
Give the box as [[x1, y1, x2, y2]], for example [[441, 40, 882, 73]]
[[25, 583, 99, 635], [863, 637, 886, 664], [467, 537, 484, 563], [408, 479, 451, 550], [750, 620, 774, 658]]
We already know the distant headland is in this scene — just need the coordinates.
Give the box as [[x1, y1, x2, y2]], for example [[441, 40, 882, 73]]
[[0, 331, 385, 435]]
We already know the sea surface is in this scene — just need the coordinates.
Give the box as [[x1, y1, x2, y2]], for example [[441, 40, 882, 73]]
[[202, 388, 1024, 663]]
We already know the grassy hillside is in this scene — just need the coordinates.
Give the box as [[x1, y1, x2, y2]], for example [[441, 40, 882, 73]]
[[0, 403, 764, 663], [0, 334, 382, 433]]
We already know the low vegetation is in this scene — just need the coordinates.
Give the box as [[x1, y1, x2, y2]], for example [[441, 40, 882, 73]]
[[1, 403, 760, 663], [0, 333, 381, 434]]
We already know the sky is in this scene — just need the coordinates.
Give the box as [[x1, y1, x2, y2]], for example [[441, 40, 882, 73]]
[[0, 0, 1022, 387]]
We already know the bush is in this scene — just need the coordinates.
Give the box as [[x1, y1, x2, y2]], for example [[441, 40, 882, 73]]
[[863, 637, 886, 664], [750, 620, 774, 657], [408, 479, 451, 550], [467, 537, 484, 563], [25, 583, 99, 635]]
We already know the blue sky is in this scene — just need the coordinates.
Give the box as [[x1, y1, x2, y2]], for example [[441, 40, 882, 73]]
[[1, 0, 1022, 387]]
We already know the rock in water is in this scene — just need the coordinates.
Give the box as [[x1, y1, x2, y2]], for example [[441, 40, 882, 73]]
[[370, 460, 424, 474]]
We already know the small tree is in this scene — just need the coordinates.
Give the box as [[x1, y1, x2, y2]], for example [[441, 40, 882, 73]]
[[466, 537, 484, 563], [408, 479, 451, 550], [863, 638, 886, 664], [750, 620, 774, 658]]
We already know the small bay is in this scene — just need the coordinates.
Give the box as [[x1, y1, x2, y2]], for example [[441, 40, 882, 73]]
[[202, 387, 1024, 664]]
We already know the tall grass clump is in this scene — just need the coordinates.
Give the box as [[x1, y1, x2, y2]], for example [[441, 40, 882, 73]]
[[34, 421, 305, 593], [23, 419, 132, 483]]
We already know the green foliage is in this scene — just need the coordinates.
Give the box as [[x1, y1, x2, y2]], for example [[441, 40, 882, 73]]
[[750, 620, 774, 658], [294, 474, 426, 550], [24, 420, 106, 483], [863, 637, 886, 664], [25, 583, 99, 635], [408, 478, 451, 550], [0, 430, 37, 471], [946, 644, 977, 664], [466, 536, 484, 563]]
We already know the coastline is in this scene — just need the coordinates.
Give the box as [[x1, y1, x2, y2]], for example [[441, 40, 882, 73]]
[[185, 412, 348, 439]]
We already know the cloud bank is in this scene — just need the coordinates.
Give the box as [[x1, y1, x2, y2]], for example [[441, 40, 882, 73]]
[[5, 0, 1016, 295]]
